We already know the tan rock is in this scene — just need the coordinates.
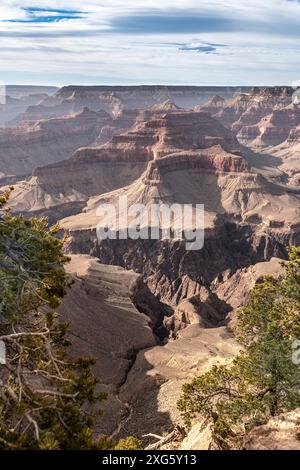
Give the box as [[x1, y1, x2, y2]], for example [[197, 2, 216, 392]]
[[58, 254, 158, 435], [244, 409, 300, 450], [180, 420, 214, 450]]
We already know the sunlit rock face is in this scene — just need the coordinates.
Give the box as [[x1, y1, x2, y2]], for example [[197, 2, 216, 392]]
[[244, 409, 300, 450], [0, 107, 112, 182]]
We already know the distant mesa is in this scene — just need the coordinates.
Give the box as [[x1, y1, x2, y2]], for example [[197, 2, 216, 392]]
[[195, 94, 225, 113], [150, 99, 182, 112]]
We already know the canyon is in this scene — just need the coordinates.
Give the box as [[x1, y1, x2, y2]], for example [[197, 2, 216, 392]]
[[1, 85, 300, 449]]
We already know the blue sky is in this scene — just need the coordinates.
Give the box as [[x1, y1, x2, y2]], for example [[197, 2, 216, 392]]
[[0, 1, 300, 86]]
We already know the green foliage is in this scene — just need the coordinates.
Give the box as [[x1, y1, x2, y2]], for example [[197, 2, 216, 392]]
[[0, 201, 110, 449], [236, 247, 300, 346], [178, 247, 300, 449], [114, 436, 144, 450], [0, 214, 69, 322]]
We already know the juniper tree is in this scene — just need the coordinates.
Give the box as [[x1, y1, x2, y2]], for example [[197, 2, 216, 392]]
[[178, 247, 300, 449], [0, 194, 111, 449]]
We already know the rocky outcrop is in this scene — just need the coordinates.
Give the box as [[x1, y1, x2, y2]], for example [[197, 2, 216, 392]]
[[73, 111, 240, 164], [12, 90, 124, 123], [176, 407, 300, 451], [54, 85, 252, 111], [201, 88, 292, 132], [59, 255, 161, 435], [0, 92, 53, 125], [214, 257, 284, 308], [165, 290, 231, 338], [115, 326, 239, 440], [56, 255, 242, 441], [244, 409, 300, 450], [238, 104, 300, 147], [264, 124, 300, 186], [95, 109, 140, 144], [57, 129, 300, 309], [58, 254, 294, 442], [138, 100, 182, 122], [178, 420, 215, 450], [5, 110, 243, 217], [0, 107, 112, 180], [195, 95, 225, 115], [9, 86, 252, 126], [143, 147, 250, 178], [214, 257, 285, 329]]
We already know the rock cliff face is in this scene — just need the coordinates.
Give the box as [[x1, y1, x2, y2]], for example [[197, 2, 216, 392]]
[[0, 91, 55, 125], [265, 124, 300, 186], [9, 86, 251, 126], [138, 100, 182, 122], [238, 104, 300, 147], [5, 110, 241, 218], [12, 90, 123, 123], [6, 160, 146, 224], [175, 406, 300, 451], [200, 88, 292, 132], [235, 101, 300, 186], [60, 146, 300, 307], [74, 111, 240, 164], [59, 255, 287, 441], [195, 94, 225, 115], [54, 85, 252, 110], [59, 255, 158, 435], [0, 107, 111, 181], [95, 109, 140, 144]]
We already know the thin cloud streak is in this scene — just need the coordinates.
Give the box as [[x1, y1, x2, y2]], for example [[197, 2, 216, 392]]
[[0, 1, 300, 85]]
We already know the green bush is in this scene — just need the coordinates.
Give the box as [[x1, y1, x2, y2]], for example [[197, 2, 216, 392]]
[[178, 247, 300, 449]]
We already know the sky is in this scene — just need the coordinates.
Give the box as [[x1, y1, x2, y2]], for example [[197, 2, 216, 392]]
[[0, 0, 300, 86]]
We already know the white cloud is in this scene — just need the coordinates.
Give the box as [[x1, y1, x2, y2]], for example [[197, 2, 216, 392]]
[[0, 1, 299, 85]]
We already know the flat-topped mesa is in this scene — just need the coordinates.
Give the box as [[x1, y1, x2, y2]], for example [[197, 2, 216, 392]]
[[8, 86, 267, 127], [143, 146, 251, 184], [0, 92, 52, 126], [13, 90, 124, 124], [29, 107, 111, 133], [71, 110, 240, 164], [54, 85, 256, 110], [63, 91, 124, 117]]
